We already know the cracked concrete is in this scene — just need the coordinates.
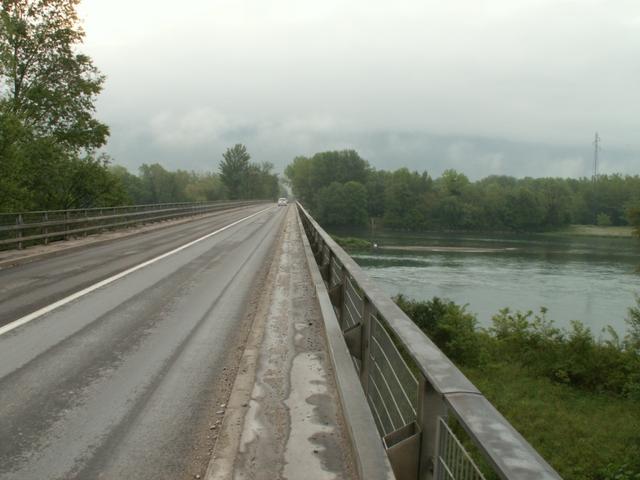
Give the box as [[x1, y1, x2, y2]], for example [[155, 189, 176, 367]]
[[206, 207, 357, 480]]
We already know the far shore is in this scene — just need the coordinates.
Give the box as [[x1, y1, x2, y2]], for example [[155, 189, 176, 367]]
[[376, 245, 518, 253], [545, 225, 634, 238]]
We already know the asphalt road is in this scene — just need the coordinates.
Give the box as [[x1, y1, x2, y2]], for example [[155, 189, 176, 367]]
[[0, 203, 272, 327], [0, 204, 287, 479]]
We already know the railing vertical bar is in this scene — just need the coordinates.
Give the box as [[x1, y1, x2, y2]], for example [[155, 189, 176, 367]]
[[17, 214, 23, 249]]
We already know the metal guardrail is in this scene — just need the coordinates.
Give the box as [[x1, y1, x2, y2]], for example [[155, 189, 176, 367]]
[[0, 200, 264, 250], [297, 203, 561, 480]]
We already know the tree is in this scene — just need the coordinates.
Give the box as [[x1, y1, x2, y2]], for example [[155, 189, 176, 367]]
[[0, 0, 121, 212], [383, 168, 432, 230], [285, 156, 313, 205], [219, 144, 250, 199], [628, 206, 640, 238], [0, 0, 108, 151], [315, 182, 368, 227]]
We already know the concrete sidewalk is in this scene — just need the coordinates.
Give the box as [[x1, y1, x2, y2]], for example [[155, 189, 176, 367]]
[[206, 207, 357, 480]]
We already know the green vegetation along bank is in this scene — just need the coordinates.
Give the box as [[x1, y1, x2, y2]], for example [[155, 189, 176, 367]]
[[285, 150, 640, 233], [394, 295, 640, 480]]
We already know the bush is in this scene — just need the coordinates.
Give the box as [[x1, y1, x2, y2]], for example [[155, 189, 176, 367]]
[[332, 235, 372, 251], [394, 295, 482, 365], [395, 296, 640, 397], [597, 212, 613, 226]]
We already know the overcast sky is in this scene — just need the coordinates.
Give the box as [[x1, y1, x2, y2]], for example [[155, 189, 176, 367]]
[[79, 0, 640, 179]]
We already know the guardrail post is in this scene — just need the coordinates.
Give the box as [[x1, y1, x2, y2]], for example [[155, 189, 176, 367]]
[[43, 212, 48, 245], [83, 210, 88, 236], [416, 376, 447, 480], [65, 211, 71, 240], [16, 214, 23, 249]]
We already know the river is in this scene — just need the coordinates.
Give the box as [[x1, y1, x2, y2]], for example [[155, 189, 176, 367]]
[[330, 228, 640, 335]]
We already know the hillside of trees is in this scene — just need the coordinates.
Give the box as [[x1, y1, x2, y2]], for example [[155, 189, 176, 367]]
[[285, 150, 640, 232]]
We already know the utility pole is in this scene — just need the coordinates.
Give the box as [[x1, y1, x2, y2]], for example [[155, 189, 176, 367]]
[[593, 132, 600, 181]]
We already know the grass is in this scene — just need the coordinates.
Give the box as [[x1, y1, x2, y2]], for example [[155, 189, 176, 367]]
[[463, 362, 640, 480], [331, 235, 372, 251]]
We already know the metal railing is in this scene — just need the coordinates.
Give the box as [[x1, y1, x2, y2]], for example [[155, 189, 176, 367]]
[[297, 203, 561, 480], [0, 200, 264, 250]]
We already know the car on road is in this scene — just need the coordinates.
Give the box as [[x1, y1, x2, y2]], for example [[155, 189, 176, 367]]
[[277, 198, 288, 206]]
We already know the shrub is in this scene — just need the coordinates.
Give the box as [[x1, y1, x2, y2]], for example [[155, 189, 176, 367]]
[[597, 212, 613, 226], [394, 295, 482, 365]]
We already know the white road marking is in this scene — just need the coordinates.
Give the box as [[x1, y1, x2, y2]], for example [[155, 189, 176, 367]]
[[0, 206, 275, 337]]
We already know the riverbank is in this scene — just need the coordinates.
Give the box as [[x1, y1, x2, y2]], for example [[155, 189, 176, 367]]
[[545, 225, 634, 238], [394, 295, 640, 480]]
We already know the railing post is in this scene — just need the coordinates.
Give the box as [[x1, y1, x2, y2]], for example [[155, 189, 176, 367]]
[[416, 376, 447, 480], [360, 296, 373, 395], [84, 209, 88, 236], [65, 211, 71, 240], [16, 214, 23, 250], [43, 212, 48, 245]]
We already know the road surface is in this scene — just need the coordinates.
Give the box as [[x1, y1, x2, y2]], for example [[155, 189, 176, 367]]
[[0, 203, 286, 479]]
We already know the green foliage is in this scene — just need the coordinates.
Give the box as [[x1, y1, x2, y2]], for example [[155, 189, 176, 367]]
[[219, 144, 251, 199], [383, 169, 432, 230], [488, 308, 640, 396], [331, 235, 372, 251], [316, 181, 368, 226], [628, 206, 640, 238], [396, 296, 640, 479], [285, 150, 370, 212], [0, 0, 122, 212], [219, 145, 278, 200], [394, 295, 481, 365], [597, 212, 613, 226], [599, 464, 640, 480], [285, 151, 640, 232], [626, 294, 640, 353], [0, 0, 108, 151]]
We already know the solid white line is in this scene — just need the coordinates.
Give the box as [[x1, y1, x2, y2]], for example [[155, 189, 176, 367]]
[[0, 206, 275, 337]]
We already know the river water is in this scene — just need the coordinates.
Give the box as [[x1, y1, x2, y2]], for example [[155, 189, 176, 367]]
[[331, 229, 640, 335]]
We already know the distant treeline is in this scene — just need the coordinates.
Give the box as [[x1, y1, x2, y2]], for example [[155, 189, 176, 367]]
[[110, 145, 282, 205], [0, 143, 282, 212], [285, 150, 640, 231]]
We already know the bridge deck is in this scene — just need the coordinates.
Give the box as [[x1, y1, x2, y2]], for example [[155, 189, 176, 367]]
[[207, 207, 357, 479]]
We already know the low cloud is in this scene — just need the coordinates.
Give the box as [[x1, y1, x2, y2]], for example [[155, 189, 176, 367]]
[[149, 108, 231, 147]]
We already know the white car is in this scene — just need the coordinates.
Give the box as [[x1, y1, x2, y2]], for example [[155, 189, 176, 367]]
[[277, 197, 288, 206]]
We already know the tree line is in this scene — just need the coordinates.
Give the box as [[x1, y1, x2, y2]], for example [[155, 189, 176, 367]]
[[285, 150, 640, 231], [0, 1, 280, 213], [110, 146, 281, 206]]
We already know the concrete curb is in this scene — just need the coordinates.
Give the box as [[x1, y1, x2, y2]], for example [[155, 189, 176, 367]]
[[295, 209, 395, 480], [0, 205, 260, 270]]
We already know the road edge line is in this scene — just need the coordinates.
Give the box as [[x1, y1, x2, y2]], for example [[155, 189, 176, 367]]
[[0, 206, 274, 337]]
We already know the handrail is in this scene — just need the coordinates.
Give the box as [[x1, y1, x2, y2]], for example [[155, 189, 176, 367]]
[[297, 202, 561, 480], [0, 200, 265, 250]]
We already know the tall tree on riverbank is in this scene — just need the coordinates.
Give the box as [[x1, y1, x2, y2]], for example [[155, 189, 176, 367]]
[[0, 0, 121, 211], [0, 0, 108, 150], [219, 144, 279, 200], [219, 144, 251, 199]]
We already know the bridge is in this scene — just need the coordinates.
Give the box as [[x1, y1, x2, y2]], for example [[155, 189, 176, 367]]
[[0, 201, 561, 480]]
